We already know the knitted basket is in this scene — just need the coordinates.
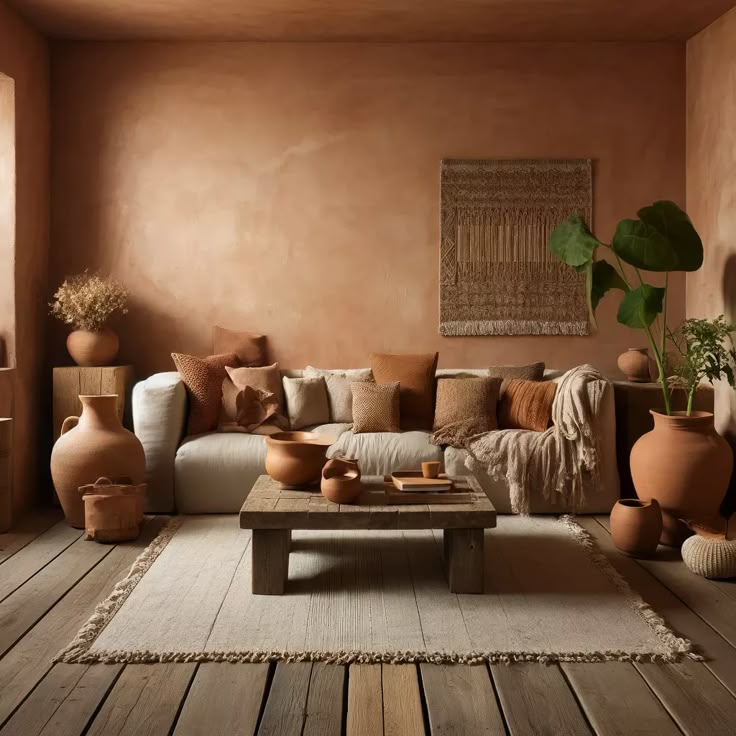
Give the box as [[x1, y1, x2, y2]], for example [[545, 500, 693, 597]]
[[681, 534, 736, 579]]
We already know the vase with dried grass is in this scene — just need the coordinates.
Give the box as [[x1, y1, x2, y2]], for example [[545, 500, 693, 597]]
[[50, 272, 128, 367]]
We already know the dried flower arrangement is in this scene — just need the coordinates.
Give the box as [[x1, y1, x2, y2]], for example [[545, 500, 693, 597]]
[[50, 272, 129, 332]]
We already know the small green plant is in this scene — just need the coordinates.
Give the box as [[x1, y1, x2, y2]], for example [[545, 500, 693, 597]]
[[549, 200, 703, 415], [50, 272, 128, 332], [668, 315, 736, 415]]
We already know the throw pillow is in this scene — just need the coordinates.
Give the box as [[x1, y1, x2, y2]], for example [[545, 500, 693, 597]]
[[282, 376, 330, 430], [351, 381, 401, 433], [370, 352, 438, 429], [498, 379, 557, 432], [223, 363, 287, 428], [171, 351, 240, 436], [433, 377, 501, 432], [304, 366, 373, 423], [487, 362, 545, 395], [220, 382, 281, 433], [212, 325, 267, 367]]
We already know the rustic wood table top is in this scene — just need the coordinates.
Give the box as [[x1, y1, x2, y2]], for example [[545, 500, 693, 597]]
[[240, 474, 496, 531]]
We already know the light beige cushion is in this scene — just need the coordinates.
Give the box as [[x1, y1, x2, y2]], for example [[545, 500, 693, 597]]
[[304, 366, 373, 422], [351, 381, 401, 433], [282, 376, 330, 430], [488, 362, 545, 395]]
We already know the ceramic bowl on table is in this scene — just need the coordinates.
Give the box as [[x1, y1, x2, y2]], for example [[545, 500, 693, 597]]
[[265, 431, 334, 489]]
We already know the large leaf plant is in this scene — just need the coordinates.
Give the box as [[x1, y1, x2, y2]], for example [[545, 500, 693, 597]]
[[549, 201, 703, 415]]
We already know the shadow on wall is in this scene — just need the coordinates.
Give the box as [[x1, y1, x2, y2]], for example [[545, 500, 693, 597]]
[[720, 252, 736, 517]]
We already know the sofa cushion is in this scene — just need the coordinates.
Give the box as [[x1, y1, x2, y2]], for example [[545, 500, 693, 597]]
[[304, 366, 373, 422], [488, 362, 545, 395], [212, 325, 267, 367], [498, 378, 557, 432], [329, 429, 442, 476], [351, 381, 401, 433], [282, 376, 330, 429], [225, 363, 287, 429]]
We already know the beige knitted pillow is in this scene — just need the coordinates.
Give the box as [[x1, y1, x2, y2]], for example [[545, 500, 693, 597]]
[[351, 381, 400, 433], [282, 377, 330, 430]]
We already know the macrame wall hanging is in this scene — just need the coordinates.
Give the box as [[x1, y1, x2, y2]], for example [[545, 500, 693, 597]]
[[439, 158, 592, 336]]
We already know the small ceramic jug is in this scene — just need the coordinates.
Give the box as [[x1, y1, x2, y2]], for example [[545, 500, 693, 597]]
[[321, 456, 362, 504], [610, 498, 662, 558]]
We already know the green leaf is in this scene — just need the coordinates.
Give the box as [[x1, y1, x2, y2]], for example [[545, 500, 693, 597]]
[[617, 284, 665, 329], [549, 215, 600, 268], [591, 260, 628, 311], [612, 219, 677, 272], [637, 200, 703, 272]]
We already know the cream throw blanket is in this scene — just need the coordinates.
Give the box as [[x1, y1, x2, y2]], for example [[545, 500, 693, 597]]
[[464, 364, 605, 515]]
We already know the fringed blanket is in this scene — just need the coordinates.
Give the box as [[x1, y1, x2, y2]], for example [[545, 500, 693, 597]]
[[464, 364, 605, 514]]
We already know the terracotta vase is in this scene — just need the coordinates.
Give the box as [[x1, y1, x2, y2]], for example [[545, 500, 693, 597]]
[[67, 328, 119, 367], [630, 410, 733, 546], [617, 348, 652, 382], [610, 498, 662, 558], [50, 395, 146, 528], [321, 456, 362, 504], [265, 431, 334, 489]]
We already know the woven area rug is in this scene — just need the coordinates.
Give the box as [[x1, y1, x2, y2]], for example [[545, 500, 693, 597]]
[[55, 515, 696, 665], [439, 158, 591, 336]]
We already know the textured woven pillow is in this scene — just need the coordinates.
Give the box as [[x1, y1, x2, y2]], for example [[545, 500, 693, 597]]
[[172, 351, 239, 436], [282, 376, 330, 430], [212, 325, 267, 367], [498, 379, 557, 432], [223, 363, 287, 428], [351, 381, 400, 433], [488, 362, 545, 396], [370, 352, 438, 429], [434, 377, 501, 432], [304, 366, 373, 423]]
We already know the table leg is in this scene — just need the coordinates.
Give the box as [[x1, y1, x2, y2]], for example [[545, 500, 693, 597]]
[[252, 528, 290, 595], [444, 528, 484, 594]]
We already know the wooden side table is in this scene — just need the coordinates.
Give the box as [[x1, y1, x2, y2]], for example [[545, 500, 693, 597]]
[[53, 365, 135, 440], [612, 381, 714, 498]]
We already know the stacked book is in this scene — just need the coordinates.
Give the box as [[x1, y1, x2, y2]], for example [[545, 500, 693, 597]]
[[385, 471, 473, 504]]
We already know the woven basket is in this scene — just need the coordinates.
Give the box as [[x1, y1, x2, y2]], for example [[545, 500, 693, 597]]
[[681, 534, 736, 579], [80, 477, 145, 543]]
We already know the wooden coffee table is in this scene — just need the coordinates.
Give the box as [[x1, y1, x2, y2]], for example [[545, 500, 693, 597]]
[[239, 474, 496, 595]]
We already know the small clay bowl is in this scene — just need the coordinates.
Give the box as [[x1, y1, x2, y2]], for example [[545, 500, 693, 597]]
[[422, 461, 441, 479]]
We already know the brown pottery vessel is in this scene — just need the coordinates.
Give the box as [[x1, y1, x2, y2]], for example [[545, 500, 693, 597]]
[[610, 498, 662, 558], [321, 457, 362, 504], [80, 477, 146, 543], [617, 348, 652, 382], [630, 410, 732, 546], [67, 328, 119, 367], [50, 395, 146, 528], [265, 431, 334, 489]]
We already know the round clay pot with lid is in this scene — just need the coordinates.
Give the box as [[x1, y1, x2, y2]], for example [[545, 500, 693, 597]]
[[321, 456, 362, 504], [630, 410, 733, 547], [67, 328, 119, 367], [610, 498, 662, 558], [265, 431, 334, 489], [617, 348, 652, 382]]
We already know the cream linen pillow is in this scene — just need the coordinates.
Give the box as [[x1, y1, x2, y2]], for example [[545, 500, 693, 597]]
[[304, 366, 373, 423], [282, 376, 330, 430]]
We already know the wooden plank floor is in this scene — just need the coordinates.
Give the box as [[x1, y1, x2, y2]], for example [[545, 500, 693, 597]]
[[2, 510, 736, 734]]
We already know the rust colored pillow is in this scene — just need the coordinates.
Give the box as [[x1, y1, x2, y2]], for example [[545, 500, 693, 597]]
[[351, 381, 401, 433], [220, 383, 281, 433], [172, 351, 239, 436], [488, 362, 545, 396], [212, 325, 267, 367], [498, 379, 557, 432], [433, 377, 501, 432], [370, 352, 438, 429], [222, 363, 287, 427]]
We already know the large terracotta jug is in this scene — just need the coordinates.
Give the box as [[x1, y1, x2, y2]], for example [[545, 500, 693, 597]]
[[50, 395, 145, 528], [630, 410, 732, 546]]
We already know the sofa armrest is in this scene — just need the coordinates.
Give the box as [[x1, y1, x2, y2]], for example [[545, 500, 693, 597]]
[[132, 371, 187, 512]]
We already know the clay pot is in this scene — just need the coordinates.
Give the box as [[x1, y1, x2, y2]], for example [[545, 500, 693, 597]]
[[80, 477, 146, 543], [617, 348, 652, 382], [422, 461, 441, 479], [67, 328, 119, 367], [610, 499, 662, 558], [50, 395, 146, 528], [321, 457, 362, 504], [265, 431, 334, 489], [630, 410, 733, 546]]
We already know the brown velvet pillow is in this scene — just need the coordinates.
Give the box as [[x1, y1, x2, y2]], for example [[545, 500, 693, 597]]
[[212, 325, 267, 367], [370, 352, 438, 429], [488, 362, 545, 396], [433, 377, 501, 432], [498, 379, 557, 432], [222, 363, 287, 427], [351, 381, 401, 433], [220, 383, 281, 433], [172, 351, 240, 436]]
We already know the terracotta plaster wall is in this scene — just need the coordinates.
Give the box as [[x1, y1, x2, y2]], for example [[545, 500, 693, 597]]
[[50, 42, 686, 377], [687, 8, 736, 439], [0, 1, 49, 516]]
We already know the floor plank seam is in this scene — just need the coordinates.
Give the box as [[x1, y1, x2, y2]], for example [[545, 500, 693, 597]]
[[556, 663, 600, 735], [79, 664, 128, 736], [253, 662, 277, 735], [167, 662, 201, 736], [484, 663, 511, 736]]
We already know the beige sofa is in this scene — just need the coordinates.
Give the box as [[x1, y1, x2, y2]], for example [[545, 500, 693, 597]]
[[132, 368, 620, 514]]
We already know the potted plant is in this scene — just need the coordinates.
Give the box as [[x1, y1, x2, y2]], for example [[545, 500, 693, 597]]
[[50, 272, 128, 367], [549, 201, 733, 545]]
